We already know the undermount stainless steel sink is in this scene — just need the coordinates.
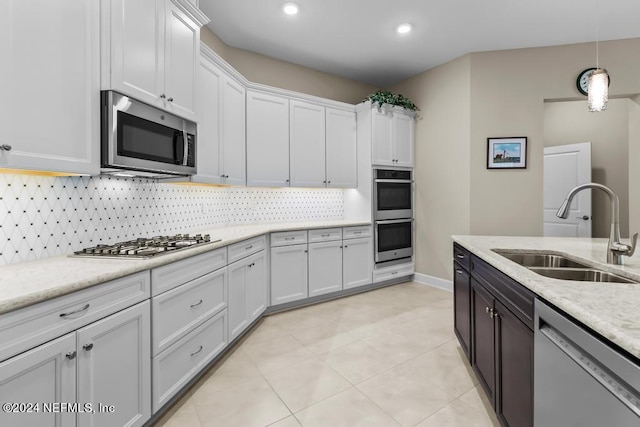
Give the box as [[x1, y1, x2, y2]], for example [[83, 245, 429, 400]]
[[528, 267, 637, 283], [492, 250, 638, 283], [493, 250, 591, 269]]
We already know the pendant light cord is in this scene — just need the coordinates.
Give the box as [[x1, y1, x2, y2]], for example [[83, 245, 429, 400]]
[[595, 0, 599, 68]]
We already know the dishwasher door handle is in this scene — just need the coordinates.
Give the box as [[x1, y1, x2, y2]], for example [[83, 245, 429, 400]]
[[539, 323, 640, 417]]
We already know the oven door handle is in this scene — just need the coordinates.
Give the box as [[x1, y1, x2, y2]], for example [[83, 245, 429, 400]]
[[376, 219, 414, 225], [374, 179, 413, 184]]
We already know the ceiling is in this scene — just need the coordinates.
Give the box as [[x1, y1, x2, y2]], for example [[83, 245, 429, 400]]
[[200, 0, 640, 87]]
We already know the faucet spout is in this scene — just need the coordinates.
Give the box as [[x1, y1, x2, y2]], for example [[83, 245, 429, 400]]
[[556, 183, 636, 265]]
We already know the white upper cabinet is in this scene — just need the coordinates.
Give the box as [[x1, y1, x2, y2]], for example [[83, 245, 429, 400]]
[[290, 101, 326, 187], [0, 0, 100, 175], [371, 106, 414, 167], [326, 108, 357, 188], [194, 49, 245, 185], [246, 90, 290, 187], [102, 0, 209, 121], [220, 77, 246, 186]]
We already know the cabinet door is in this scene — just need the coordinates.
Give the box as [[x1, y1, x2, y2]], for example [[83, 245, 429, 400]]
[[392, 112, 414, 167], [495, 301, 533, 427], [77, 301, 151, 427], [271, 244, 308, 305], [453, 264, 472, 360], [163, 0, 199, 120], [246, 91, 290, 186], [326, 108, 357, 188], [290, 100, 326, 187], [0, 0, 99, 175], [371, 108, 394, 166], [246, 252, 267, 323], [342, 237, 372, 289], [308, 241, 343, 297], [221, 76, 246, 186], [471, 278, 496, 406], [227, 259, 248, 341], [106, 0, 163, 107], [0, 333, 76, 427], [195, 54, 223, 183]]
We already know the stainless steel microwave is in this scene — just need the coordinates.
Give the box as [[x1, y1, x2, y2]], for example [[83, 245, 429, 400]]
[[101, 91, 196, 177]]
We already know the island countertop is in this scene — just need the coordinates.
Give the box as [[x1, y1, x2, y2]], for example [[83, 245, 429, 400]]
[[452, 235, 640, 360]]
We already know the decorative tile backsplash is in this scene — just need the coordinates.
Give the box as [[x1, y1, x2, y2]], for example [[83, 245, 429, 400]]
[[0, 174, 344, 266]]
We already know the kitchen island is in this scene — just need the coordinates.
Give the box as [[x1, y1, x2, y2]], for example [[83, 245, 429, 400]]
[[453, 235, 640, 359]]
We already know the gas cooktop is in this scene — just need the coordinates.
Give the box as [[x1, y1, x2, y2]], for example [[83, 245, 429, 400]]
[[72, 234, 220, 259]]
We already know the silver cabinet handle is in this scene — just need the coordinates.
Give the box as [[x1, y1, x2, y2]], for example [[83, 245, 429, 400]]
[[321, 234, 330, 237], [354, 231, 362, 234], [66, 351, 77, 360], [456, 269, 464, 274], [456, 254, 465, 259], [284, 237, 295, 240], [485, 306, 490, 314], [490, 309, 499, 319], [304, 250, 308, 253], [190, 345, 203, 356], [60, 303, 90, 318], [167, 97, 174, 102], [0, 144, 11, 151], [344, 245, 348, 248], [83, 343, 94, 352], [323, 180, 327, 184], [190, 299, 203, 308], [576, 215, 590, 220], [391, 271, 398, 275], [327, 181, 331, 184], [246, 245, 253, 250], [160, 94, 166, 99]]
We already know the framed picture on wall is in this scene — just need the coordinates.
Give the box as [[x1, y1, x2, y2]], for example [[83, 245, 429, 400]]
[[487, 137, 527, 169]]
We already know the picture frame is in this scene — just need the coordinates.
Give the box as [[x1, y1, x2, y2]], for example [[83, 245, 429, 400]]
[[487, 137, 527, 169]]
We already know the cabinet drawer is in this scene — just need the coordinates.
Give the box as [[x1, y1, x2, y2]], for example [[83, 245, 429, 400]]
[[271, 230, 307, 247], [343, 225, 372, 239], [152, 267, 227, 356], [373, 263, 414, 283], [151, 248, 227, 297], [0, 271, 150, 363], [308, 228, 342, 242], [228, 235, 266, 264], [453, 243, 470, 271], [152, 310, 227, 411]]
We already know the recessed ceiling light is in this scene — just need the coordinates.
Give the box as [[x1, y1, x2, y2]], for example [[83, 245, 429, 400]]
[[283, 2, 299, 15], [396, 23, 412, 34]]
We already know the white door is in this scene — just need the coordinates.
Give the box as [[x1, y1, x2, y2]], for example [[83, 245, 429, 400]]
[[371, 108, 394, 166], [221, 76, 246, 186], [393, 113, 414, 167], [326, 108, 357, 188], [271, 244, 308, 305], [343, 237, 373, 289], [543, 142, 592, 237], [308, 241, 343, 297], [227, 259, 248, 341], [196, 55, 222, 182], [77, 301, 151, 427], [163, 0, 198, 120], [246, 252, 267, 323], [246, 91, 290, 186], [290, 100, 326, 187], [0, 0, 100, 175], [0, 333, 76, 427]]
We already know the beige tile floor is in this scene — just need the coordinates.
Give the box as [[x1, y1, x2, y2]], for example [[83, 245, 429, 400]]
[[154, 281, 500, 427]]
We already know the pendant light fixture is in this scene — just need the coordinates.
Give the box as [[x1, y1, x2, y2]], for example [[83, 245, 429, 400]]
[[588, 0, 609, 112]]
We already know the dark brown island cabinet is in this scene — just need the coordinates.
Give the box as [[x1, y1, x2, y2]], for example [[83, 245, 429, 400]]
[[453, 243, 535, 427]]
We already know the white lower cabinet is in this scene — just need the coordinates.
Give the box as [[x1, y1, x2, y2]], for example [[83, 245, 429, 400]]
[[0, 301, 151, 427], [271, 244, 308, 305], [308, 240, 343, 297], [228, 251, 267, 342], [343, 237, 373, 289], [0, 333, 76, 427]]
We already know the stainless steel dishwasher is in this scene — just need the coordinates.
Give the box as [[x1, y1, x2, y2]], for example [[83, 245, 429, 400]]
[[535, 299, 640, 427]]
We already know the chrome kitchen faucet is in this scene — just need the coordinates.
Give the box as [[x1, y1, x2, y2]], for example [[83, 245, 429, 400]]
[[556, 183, 638, 265]]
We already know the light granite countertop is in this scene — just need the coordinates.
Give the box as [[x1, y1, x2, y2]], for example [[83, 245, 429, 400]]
[[452, 235, 640, 360], [0, 220, 370, 315]]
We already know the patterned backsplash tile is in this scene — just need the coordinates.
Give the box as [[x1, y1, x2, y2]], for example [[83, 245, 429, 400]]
[[0, 174, 344, 266]]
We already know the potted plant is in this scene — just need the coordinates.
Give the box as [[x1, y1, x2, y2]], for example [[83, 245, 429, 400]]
[[364, 90, 419, 112]]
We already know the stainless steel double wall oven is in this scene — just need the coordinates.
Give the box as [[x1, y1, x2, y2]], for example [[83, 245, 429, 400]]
[[373, 168, 413, 265]]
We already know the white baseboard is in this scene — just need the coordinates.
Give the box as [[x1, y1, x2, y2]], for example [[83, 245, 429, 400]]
[[414, 272, 453, 292]]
